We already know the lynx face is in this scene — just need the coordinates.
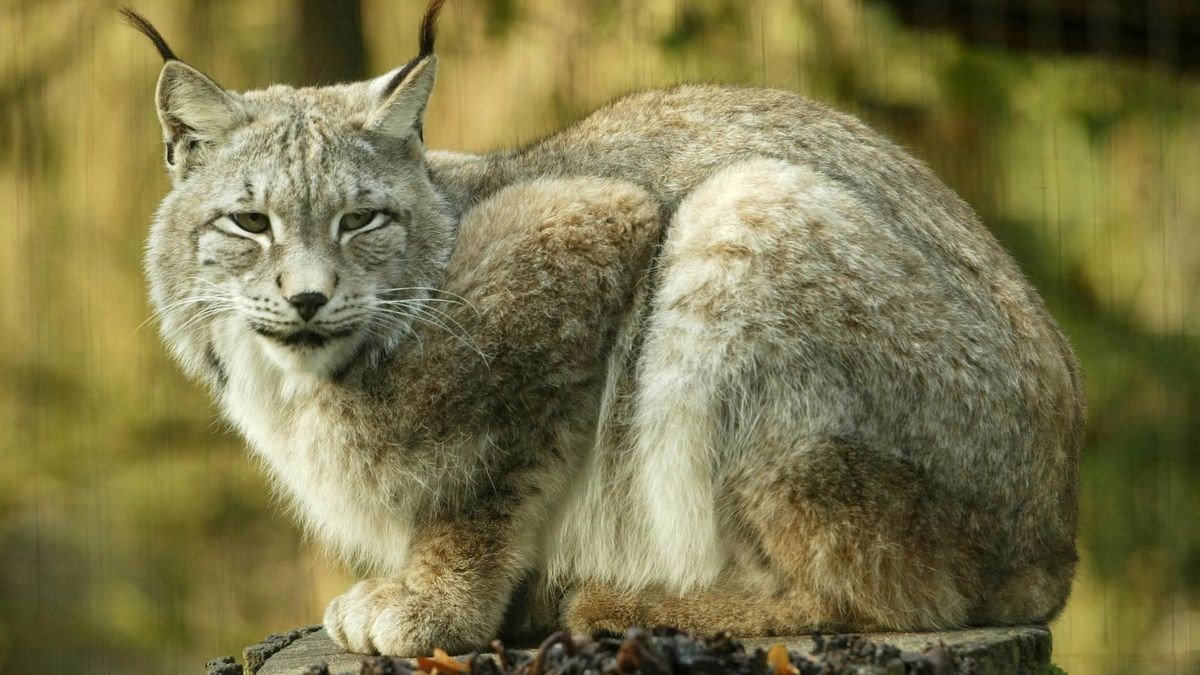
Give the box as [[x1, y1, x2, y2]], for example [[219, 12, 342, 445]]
[[144, 56, 451, 381]]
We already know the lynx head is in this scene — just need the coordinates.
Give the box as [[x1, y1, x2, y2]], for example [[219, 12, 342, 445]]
[[126, 1, 452, 386]]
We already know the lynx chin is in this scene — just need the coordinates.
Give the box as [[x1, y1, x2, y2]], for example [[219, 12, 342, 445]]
[[127, 0, 1083, 656]]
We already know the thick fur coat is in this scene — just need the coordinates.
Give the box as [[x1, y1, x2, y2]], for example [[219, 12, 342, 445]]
[[128, 1, 1083, 656]]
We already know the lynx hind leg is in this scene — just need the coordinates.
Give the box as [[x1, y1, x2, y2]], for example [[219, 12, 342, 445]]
[[631, 157, 880, 590], [735, 437, 981, 632], [567, 439, 979, 636], [628, 158, 984, 632]]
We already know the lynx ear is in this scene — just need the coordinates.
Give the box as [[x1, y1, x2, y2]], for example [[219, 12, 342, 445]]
[[364, 0, 446, 141], [122, 7, 245, 177], [365, 56, 437, 141], [156, 61, 245, 147]]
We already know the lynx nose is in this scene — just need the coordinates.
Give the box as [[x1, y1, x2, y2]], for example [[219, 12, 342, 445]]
[[288, 292, 328, 322]]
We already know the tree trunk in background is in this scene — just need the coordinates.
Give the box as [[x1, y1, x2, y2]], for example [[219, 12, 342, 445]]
[[297, 0, 366, 85]]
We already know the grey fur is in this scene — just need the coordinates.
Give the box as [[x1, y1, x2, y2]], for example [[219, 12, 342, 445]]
[[134, 4, 1082, 657]]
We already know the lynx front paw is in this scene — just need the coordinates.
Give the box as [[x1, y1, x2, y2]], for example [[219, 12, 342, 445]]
[[324, 578, 456, 656]]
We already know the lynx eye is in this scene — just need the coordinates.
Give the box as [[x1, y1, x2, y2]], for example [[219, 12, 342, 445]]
[[339, 210, 380, 233], [229, 212, 271, 234]]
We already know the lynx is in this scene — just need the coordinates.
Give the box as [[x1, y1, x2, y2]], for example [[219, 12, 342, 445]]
[[127, 1, 1083, 657]]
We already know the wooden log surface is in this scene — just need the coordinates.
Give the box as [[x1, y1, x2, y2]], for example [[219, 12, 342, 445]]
[[205, 624, 1054, 675]]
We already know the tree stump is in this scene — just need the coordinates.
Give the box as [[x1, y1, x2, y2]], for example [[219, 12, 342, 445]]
[[207, 624, 1055, 675]]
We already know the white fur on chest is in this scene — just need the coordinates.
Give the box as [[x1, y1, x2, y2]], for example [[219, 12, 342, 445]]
[[214, 322, 412, 573]]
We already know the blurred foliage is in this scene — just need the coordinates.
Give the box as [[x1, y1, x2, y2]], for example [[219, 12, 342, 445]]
[[0, 1, 1197, 673]]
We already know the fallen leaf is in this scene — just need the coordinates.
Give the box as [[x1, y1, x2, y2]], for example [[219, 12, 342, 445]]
[[416, 649, 469, 675], [767, 643, 798, 675]]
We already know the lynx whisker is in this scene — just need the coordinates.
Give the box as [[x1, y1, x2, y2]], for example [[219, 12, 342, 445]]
[[137, 293, 237, 332], [376, 306, 468, 351], [375, 286, 479, 315], [375, 305, 489, 368], [186, 276, 232, 292], [395, 302, 477, 350], [377, 299, 474, 341], [368, 312, 425, 356], [177, 302, 239, 331]]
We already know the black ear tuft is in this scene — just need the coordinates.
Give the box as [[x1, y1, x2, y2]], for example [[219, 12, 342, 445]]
[[120, 7, 178, 62], [419, 0, 448, 58], [381, 0, 448, 99]]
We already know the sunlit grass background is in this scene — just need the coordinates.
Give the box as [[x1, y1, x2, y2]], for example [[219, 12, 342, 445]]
[[1, 1, 1197, 673]]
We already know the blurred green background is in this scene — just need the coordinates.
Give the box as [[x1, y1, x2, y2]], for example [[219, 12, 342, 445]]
[[1, 1, 1196, 673]]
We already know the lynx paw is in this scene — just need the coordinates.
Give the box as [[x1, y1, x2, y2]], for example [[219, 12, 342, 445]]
[[323, 578, 451, 656]]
